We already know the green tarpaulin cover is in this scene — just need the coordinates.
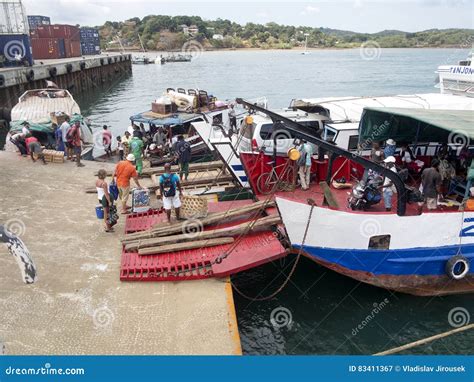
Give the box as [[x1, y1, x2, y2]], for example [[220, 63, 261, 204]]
[[9, 113, 84, 135], [359, 107, 474, 144]]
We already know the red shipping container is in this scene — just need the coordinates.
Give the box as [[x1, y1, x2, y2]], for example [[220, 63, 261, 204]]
[[51, 24, 80, 41], [64, 39, 81, 57], [31, 38, 64, 59], [36, 25, 53, 38]]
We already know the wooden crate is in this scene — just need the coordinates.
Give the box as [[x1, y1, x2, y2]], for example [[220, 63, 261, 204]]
[[43, 149, 65, 163]]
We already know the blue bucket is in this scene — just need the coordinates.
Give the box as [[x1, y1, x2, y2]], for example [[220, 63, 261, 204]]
[[95, 205, 104, 219]]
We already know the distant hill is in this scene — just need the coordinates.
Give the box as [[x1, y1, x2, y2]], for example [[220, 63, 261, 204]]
[[94, 15, 474, 51]]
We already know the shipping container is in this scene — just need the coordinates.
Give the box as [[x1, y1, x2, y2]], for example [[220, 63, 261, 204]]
[[0, 33, 33, 66], [36, 25, 53, 38], [0, 0, 29, 35], [51, 24, 80, 41], [64, 39, 81, 57], [27, 15, 51, 30], [31, 37, 65, 59], [80, 42, 100, 55]]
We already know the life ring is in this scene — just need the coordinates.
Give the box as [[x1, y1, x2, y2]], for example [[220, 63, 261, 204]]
[[446, 255, 470, 280]]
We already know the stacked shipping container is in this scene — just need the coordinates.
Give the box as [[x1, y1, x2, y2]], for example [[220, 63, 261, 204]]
[[27, 15, 50, 30], [80, 27, 100, 56], [0, 0, 34, 66], [30, 24, 82, 59]]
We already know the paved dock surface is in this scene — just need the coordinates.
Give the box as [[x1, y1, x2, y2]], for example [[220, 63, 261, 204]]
[[0, 151, 241, 355]]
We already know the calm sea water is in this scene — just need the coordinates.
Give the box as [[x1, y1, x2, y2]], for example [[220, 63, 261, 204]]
[[77, 48, 473, 355]]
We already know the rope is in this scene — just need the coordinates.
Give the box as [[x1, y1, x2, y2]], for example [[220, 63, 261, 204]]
[[230, 201, 315, 301], [374, 323, 474, 356]]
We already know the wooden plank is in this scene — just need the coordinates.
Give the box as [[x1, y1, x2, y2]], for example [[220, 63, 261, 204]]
[[125, 215, 281, 251], [320, 181, 339, 209], [121, 200, 275, 243], [138, 237, 234, 255]]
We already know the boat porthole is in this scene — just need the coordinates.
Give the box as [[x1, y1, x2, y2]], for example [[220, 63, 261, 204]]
[[446, 255, 470, 280], [49, 67, 57, 77], [66, 64, 73, 73], [26, 69, 34, 81]]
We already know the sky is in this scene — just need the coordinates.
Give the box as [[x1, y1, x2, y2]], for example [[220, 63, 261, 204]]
[[22, 0, 474, 33]]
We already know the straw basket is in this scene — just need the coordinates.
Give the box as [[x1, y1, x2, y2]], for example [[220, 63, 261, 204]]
[[172, 195, 208, 219]]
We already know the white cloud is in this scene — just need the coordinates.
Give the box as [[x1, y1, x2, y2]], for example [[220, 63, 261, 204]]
[[300, 5, 320, 16]]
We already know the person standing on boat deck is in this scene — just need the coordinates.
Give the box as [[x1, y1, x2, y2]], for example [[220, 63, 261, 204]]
[[116, 136, 124, 160], [175, 135, 191, 181], [102, 125, 112, 158], [381, 156, 397, 212], [384, 139, 396, 158], [159, 163, 183, 222], [96, 169, 114, 232], [297, 139, 313, 190], [130, 131, 144, 175], [68, 121, 85, 167], [228, 104, 237, 133], [114, 154, 143, 214], [60, 116, 72, 160], [418, 159, 442, 212], [153, 126, 167, 147]]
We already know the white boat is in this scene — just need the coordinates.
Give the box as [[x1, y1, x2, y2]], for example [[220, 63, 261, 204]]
[[5, 86, 93, 157], [131, 55, 151, 64], [437, 51, 474, 97]]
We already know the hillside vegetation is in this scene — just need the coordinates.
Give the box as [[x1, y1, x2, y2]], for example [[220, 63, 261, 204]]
[[97, 15, 474, 51]]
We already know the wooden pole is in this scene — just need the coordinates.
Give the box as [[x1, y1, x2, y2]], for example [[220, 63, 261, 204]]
[[138, 237, 234, 255], [374, 323, 474, 356]]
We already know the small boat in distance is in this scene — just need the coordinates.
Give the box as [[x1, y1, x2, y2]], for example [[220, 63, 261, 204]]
[[163, 53, 192, 63], [131, 55, 151, 64], [437, 51, 474, 97]]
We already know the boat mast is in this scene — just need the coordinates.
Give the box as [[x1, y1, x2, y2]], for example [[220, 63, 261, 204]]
[[138, 33, 146, 52]]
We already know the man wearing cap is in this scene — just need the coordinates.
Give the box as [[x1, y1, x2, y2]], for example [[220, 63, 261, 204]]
[[384, 139, 396, 158], [114, 153, 143, 214], [381, 156, 397, 212]]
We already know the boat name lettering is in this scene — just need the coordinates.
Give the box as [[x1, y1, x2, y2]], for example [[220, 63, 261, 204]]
[[450, 66, 474, 75]]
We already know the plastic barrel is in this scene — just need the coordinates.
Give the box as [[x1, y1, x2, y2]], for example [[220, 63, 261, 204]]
[[95, 205, 104, 219]]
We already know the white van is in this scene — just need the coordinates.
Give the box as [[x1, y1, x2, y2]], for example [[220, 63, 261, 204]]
[[238, 109, 328, 155]]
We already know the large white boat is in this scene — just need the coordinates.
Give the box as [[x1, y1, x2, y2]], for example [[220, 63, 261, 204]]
[[437, 52, 474, 97]]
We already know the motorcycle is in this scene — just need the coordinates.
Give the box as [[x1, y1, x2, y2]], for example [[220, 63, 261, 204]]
[[348, 174, 384, 211]]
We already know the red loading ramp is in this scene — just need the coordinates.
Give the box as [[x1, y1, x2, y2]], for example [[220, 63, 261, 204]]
[[124, 209, 164, 233], [120, 231, 287, 282]]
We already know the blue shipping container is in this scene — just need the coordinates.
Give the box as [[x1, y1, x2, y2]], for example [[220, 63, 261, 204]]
[[0, 34, 34, 67], [27, 15, 51, 30]]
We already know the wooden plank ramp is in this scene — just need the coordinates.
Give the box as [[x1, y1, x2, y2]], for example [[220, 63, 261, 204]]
[[120, 199, 288, 282]]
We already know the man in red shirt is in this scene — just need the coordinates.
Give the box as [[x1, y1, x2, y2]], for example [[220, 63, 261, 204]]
[[114, 153, 143, 214], [67, 121, 85, 167]]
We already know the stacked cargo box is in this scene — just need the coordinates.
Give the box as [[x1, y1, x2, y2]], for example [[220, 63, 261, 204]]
[[30, 24, 81, 59], [80, 27, 100, 56], [0, 0, 34, 67], [27, 15, 50, 30]]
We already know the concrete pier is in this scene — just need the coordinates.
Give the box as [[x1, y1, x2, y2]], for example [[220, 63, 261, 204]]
[[0, 54, 132, 111], [0, 151, 241, 355]]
